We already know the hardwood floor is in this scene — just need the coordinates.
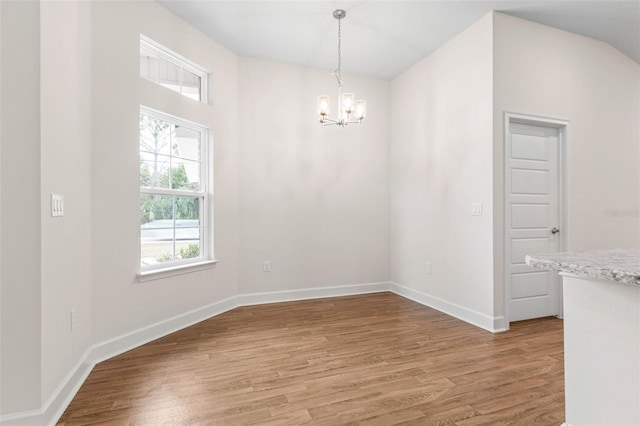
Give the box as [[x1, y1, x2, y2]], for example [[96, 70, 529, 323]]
[[58, 292, 564, 425]]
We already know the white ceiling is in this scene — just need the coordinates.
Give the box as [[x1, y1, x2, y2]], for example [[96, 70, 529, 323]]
[[159, 1, 640, 80]]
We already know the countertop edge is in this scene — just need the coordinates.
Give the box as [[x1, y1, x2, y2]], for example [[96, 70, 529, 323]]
[[525, 251, 640, 286]]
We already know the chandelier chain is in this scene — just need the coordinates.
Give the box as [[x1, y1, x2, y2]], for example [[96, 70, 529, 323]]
[[335, 16, 343, 87]]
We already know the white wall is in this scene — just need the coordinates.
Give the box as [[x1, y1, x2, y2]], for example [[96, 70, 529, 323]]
[[238, 58, 390, 294], [390, 14, 496, 329], [40, 0, 93, 403], [0, 1, 43, 414], [492, 12, 640, 320], [90, 0, 240, 343]]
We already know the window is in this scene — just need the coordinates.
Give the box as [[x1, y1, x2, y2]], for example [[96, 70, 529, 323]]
[[140, 35, 208, 102], [139, 108, 212, 272]]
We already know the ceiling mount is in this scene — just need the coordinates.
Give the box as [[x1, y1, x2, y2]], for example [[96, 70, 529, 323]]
[[333, 9, 346, 20]]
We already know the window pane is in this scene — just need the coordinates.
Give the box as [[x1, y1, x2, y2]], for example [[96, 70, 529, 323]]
[[147, 53, 158, 83], [141, 241, 174, 266], [176, 226, 200, 244], [140, 194, 203, 267], [181, 68, 202, 101], [140, 154, 171, 189], [141, 194, 175, 266], [140, 50, 150, 80], [177, 240, 200, 260], [140, 115, 171, 156], [174, 196, 200, 221], [157, 58, 180, 94], [140, 194, 174, 225], [170, 159, 200, 191], [173, 126, 200, 161], [176, 217, 201, 260]]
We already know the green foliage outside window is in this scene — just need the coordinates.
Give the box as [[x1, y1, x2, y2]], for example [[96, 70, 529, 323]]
[[179, 244, 200, 259], [140, 163, 200, 225], [155, 243, 200, 263]]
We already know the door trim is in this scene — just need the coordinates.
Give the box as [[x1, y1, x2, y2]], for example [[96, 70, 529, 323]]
[[504, 112, 570, 325]]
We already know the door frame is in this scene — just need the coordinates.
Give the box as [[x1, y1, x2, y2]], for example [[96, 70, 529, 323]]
[[504, 112, 570, 325]]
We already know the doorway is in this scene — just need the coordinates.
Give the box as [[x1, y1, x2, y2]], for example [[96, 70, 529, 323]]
[[504, 112, 569, 323]]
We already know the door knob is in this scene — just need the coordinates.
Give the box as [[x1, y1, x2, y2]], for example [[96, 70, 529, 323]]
[[551, 227, 560, 234]]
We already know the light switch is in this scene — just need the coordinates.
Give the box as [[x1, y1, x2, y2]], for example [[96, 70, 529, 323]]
[[471, 202, 482, 216], [51, 194, 64, 217]]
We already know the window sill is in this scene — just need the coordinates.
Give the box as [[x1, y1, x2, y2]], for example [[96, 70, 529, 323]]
[[137, 260, 219, 283]]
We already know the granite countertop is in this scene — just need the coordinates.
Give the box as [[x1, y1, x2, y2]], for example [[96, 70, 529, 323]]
[[525, 248, 640, 286]]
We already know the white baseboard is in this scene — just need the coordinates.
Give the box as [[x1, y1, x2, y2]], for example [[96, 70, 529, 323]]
[[89, 295, 238, 365], [390, 282, 504, 333], [42, 350, 94, 426], [236, 282, 392, 306], [0, 282, 391, 426], [493, 315, 508, 332]]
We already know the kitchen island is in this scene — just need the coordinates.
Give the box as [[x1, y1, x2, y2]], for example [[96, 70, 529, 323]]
[[526, 249, 640, 426]]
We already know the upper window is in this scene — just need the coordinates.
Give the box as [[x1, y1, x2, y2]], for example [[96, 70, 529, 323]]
[[139, 108, 211, 271], [140, 35, 208, 102]]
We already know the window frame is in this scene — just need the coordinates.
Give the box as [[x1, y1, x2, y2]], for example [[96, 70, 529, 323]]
[[138, 106, 215, 277], [140, 34, 209, 103]]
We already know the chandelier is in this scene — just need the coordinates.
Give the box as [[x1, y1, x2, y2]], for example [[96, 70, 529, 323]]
[[317, 9, 366, 127]]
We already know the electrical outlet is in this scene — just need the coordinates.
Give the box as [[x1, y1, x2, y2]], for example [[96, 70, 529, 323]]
[[426, 262, 432, 274], [70, 307, 77, 332], [471, 202, 482, 216], [263, 261, 271, 272]]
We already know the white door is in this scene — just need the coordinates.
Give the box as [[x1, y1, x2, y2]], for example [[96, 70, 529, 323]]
[[507, 121, 561, 322]]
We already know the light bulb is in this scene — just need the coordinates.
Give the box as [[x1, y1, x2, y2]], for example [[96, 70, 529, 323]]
[[354, 100, 366, 120], [342, 93, 354, 114], [317, 96, 330, 116]]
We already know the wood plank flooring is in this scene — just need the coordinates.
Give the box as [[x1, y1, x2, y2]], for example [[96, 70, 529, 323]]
[[58, 292, 564, 425]]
